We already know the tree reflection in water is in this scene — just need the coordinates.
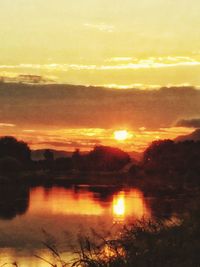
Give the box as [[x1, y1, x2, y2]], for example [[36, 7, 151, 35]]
[[0, 185, 29, 220], [0, 185, 194, 222]]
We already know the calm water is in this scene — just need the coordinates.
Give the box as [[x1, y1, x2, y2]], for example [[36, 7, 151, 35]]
[[0, 184, 186, 266]]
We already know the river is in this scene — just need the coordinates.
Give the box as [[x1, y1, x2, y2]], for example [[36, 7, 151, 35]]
[[0, 184, 187, 266]]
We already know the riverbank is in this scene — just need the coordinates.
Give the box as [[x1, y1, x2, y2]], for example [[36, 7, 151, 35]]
[[71, 207, 200, 267], [1, 169, 199, 200], [30, 203, 200, 267]]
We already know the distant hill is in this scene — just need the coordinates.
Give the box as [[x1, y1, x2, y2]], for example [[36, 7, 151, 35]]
[[31, 149, 73, 160], [175, 129, 200, 142], [128, 151, 143, 161], [31, 148, 142, 161]]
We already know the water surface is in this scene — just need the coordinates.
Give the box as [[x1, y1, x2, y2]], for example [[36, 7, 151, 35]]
[[0, 184, 184, 266]]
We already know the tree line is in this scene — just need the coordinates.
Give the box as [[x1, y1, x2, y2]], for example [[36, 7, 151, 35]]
[[1, 136, 200, 185], [0, 136, 130, 175]]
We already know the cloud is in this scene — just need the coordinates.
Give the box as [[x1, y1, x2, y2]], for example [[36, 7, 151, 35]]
[[106, 57, 133, 62], [0, 72, 57, 84], [101, 83, 196, 90], [176, 118, 200, 128], [100, 83, 161, 90], [84, 23, 115, 32], [0, 123, 16, 127], [1, 83, 200, 131], [22, 129, 36, 133], [2, 56, 200, 89], [1, 56, 200, 73]]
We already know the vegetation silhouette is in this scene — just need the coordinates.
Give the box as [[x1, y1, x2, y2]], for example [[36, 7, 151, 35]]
[[0, 136, 200, 266], [0, 136, 31, 163], [71, 210, 200, 267], [142, 139, 200, 184], [0, 136, 31, 176], [71, 146, 130, 172], [1, 136, 200, 188], [44, 149, 54, 162], [35, 204, 200, 267], [0, 185, 29, 220]]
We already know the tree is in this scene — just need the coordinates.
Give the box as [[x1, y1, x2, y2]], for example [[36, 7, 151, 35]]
[[44, 149, 54, 161], [87, 146, 130, 171], [142, 139, 200, 183], [142, 139, 178, 175], [72, 149, 82, 169], [0, 136, 31, 163], [54, 157, 73, 171], [0, 156, 22, 174]]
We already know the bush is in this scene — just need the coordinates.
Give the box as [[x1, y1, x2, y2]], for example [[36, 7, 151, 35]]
[[0, 136, 31, 163], [0, 156, 23, 174]]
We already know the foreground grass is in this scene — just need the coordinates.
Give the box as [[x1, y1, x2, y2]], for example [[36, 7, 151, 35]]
[[34, 208, 200, 267]]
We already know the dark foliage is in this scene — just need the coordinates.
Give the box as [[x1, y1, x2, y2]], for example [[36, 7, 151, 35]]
[[54, 157, 73, 171], [0, 185, 29, 220], [35, 206, 200, 267], [0, 136, 31, 174], [142, 139, 200, 184], [44, 149, 54, 161], [0, 156, 23, 174], [0, 136, 31, 163], [71, 146, 130, 172]]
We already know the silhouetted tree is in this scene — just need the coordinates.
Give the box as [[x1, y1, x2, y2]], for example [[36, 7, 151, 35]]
[[142, 139, 200, 183], [0, 185, 29, 220], [72, 149, 82, 170], [0, 136, 31, 162], [87, 146, 130, 171], [0, 137, 31, 173], [54, 157, 73, 171], [0, 156, 22, 175], [44, 149, 54, 161], [143, 140, 175, 173]]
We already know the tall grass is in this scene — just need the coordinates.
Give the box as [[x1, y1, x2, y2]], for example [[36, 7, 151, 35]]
[[36, 209, 200, 267]]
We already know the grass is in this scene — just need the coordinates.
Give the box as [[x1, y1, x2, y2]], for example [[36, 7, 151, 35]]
[[34, 208, 200, 267]]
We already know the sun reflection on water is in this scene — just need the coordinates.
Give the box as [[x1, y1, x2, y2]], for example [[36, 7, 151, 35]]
[[112, 189, 150, 223], [113, 192, 125, 218], [0, 186, 151, 266], [28, 187, 150, 223]]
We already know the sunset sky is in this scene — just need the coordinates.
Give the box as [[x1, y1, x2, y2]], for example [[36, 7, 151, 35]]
[[1, 0, 200, 88], [0, 0, 200, 152]]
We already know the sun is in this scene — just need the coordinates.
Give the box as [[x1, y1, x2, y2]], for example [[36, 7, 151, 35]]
[[114, 130, 129, 141]]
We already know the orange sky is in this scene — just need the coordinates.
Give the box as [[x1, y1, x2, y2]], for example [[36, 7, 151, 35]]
[[0, 123, 193, 152], [0, 83, 199, 152], [0, 1, 200, 151]]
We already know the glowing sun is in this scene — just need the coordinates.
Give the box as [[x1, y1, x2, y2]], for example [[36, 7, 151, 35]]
[[114, 130, 129, 141]]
